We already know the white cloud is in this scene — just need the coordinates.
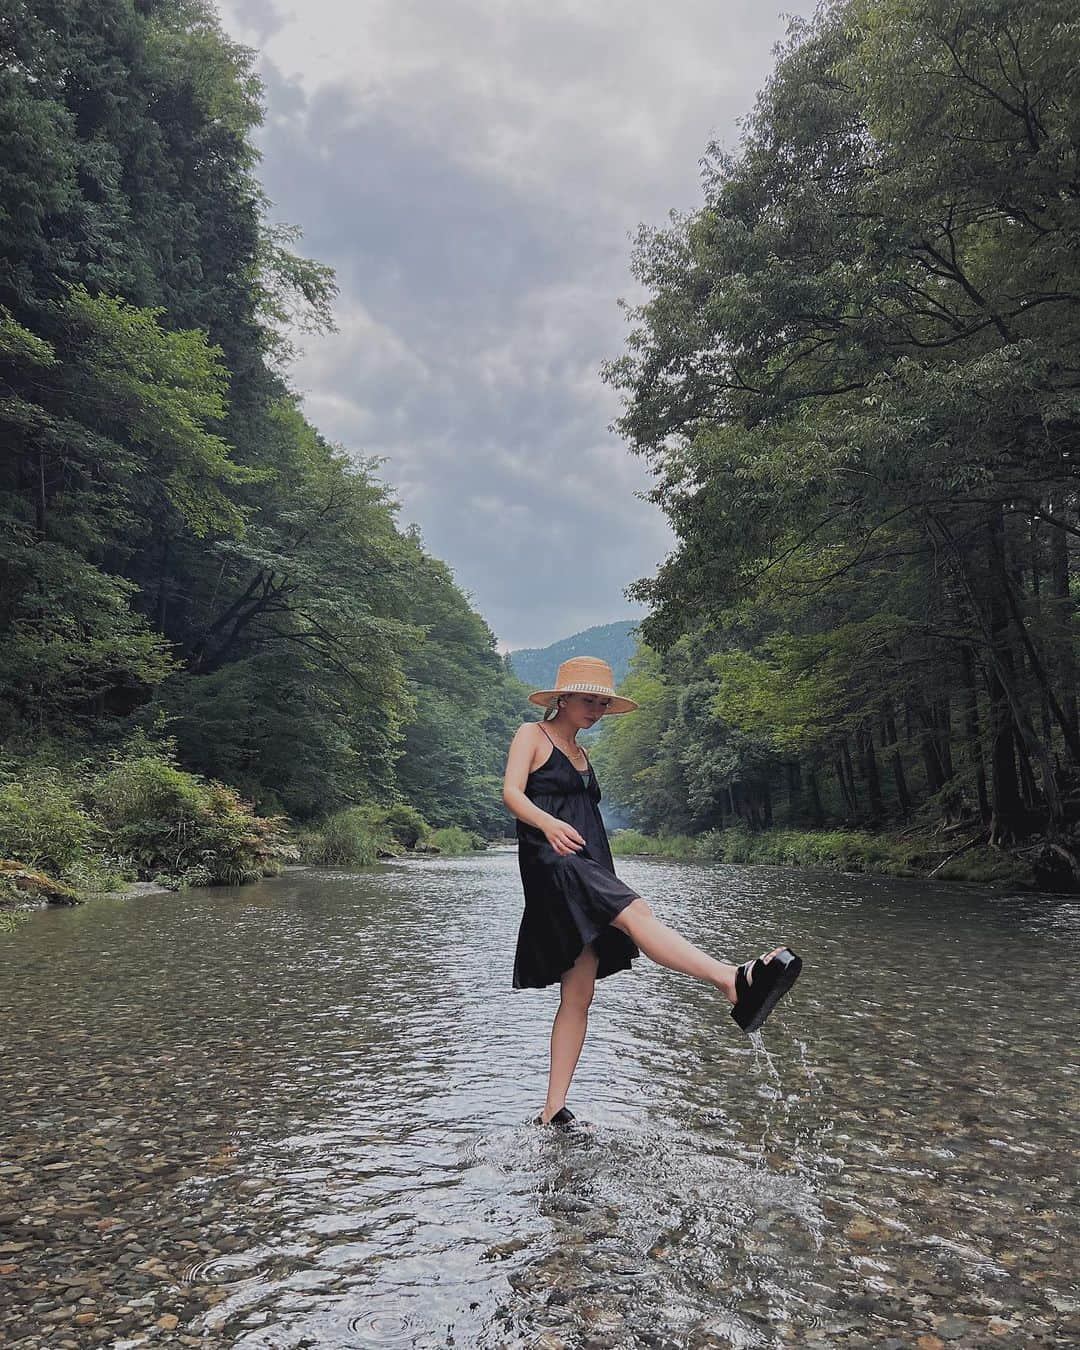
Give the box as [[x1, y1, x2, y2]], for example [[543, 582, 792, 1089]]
[[216, 0, 818, 648]]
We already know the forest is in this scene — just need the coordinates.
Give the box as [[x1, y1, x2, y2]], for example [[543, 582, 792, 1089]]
[[0, 0, 530, 896], [595, 0, 1079, 887], [2, 0, 1077, 900]]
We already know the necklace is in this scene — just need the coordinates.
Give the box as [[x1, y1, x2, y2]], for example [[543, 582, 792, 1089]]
[[546, 720, 589, 769]]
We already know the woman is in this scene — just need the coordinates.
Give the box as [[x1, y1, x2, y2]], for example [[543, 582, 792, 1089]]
[[502, 655, 802, 1131]]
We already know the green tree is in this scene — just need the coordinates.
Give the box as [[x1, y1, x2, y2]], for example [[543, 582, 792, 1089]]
[[605, 0, 1078, 849]]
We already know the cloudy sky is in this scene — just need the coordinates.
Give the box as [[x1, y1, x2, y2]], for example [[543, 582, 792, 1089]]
[[217, 0, 818, 652]]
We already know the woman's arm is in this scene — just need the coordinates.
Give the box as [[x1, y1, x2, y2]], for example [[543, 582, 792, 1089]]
[[502, 723, 585, 855]]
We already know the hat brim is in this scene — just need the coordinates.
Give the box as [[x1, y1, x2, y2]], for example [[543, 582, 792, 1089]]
[[527, 690, 638, 714]]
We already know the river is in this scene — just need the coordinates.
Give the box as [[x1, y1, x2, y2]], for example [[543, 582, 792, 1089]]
[[1, 849, 1077, 1348]]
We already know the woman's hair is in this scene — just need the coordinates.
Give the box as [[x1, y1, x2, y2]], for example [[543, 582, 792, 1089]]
[[542, 697, 564, 722]]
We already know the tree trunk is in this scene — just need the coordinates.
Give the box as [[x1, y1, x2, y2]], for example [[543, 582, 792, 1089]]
[[935, 697, 954, 782], [808, 768, 825, 826], [857, 721, 884, 824], [924, 507, 1063, 836], [986, 660, 1023, 844], [883, 710, 912, 818], [992, 517, 1080, 769], [785, 760, 802, 820], [840, 739, 859, 819], [834, 755, 855, 818], [916, 700, 946, 795], [959, 645, 989, 827], [36, 445, 47, 539], [1015, 734, 1040, 810], [155, 534, 171, 631], [984, 519, 1031, 844], [1048, 498, 1078, 739]]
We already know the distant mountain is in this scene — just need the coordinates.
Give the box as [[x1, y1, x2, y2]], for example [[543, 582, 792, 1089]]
[[507, 620, 641, 692]]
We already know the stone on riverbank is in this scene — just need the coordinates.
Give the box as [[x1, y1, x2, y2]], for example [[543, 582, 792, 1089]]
[[0, 860, 81, 909]]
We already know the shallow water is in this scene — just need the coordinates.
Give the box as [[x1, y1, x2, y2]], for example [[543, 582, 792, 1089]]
[[1, 851, 1077, 1348]]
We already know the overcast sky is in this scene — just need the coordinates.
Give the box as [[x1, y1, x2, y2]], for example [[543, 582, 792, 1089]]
[[217, 0, 818, 652]]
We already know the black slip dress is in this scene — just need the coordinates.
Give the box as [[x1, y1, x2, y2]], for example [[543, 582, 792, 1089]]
[[512, 723, 642, 989]]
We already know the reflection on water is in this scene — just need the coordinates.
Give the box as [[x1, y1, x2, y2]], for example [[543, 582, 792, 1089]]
[[1, 851, 1077, 1348]]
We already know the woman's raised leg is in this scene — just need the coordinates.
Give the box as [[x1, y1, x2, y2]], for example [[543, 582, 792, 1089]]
[[537, 942, 598, 1124], [610, 898, 784, 1003]]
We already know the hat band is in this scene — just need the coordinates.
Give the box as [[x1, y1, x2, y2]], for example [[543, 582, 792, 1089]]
[[556, 682, 616, 696]]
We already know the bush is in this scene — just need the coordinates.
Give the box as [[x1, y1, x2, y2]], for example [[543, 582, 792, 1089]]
[[0, 770, 103, 874], [609, 822, 1041, 885], [427, 826, 484, 854], [381, 803, 430, 849], [612, 824, 929, 876], [84, 754, 297, 884], [301, 801, 442, 865], [610, 829, 698, 859], [61, 853, 136, 894], [610, 829, 663, 856], [302, 805, 396, 866]]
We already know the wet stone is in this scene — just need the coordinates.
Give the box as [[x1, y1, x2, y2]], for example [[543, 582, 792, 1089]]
[[3, 864, 1079, 1349], [933, 1316, 973, 1339]]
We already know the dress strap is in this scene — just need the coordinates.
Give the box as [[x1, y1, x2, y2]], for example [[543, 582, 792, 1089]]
[[536, 722, 589, 766]]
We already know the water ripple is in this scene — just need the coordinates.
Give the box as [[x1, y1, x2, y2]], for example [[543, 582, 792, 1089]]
[[1, 855, 1077, 1346]]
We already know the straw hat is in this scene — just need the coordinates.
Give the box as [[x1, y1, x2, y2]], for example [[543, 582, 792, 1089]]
[[527, 656, 638, 715]]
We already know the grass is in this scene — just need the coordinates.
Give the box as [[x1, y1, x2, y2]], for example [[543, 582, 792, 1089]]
[[298, 808, 488, 866], [610, 825, 1036, 887]]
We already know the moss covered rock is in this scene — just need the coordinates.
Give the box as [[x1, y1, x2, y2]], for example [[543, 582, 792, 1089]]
[[0, 859, 82, 908]]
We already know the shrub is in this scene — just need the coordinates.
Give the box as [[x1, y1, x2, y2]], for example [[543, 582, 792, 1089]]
[[302, 801, 442, 865], [84, 754, 297, 884], [61, 853, 136, 894], [0, 770, 103, 874], [381, 803, 430, 849], [427, 826, 483, 854], [302, 805, 394, 865], [610, 829, 698, 858]]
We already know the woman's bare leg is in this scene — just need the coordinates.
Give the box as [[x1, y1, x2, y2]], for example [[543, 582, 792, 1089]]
[[611, 898, 784, 1003], [538, 942, 598, 1124]]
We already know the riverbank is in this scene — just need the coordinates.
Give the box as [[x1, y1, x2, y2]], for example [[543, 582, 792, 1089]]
[[0, 749, 490, 925], [0, 835, 492, 924], [607, 825, 1076, 891], [0, 872, 186, 930]]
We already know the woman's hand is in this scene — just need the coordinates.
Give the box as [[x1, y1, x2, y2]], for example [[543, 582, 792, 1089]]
[[544, 818, 587, 857]]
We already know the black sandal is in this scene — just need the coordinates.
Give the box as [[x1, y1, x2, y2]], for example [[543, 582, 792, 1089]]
[[533, 1106, 592, 1131], [730, 947, 802, 1033]]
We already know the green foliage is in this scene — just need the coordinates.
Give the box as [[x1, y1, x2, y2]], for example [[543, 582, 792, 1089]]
[[590, 644, 689, 833], [84, 753, 296, 884], [0, 769, 102, 874], [301, 805, 400, 866], [602, 0, 1080, 853], [300, 800, 485, 864], [381, 804, 430, 849], [609, 829, 696, 858], [426, 826, 485, 854], [0, 3, 528, 847], [705, 828, 917, 875], [60, 853, 136, 895], [0, 533, 180, 740], [61, 284, 261, 539], [612, 824, 1037, 886], [0, 307, 56, 365], [0, 741, 295, 894]]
